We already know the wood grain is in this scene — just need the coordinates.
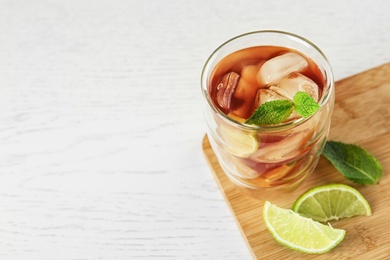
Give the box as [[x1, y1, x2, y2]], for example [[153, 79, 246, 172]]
[[202, 63, 390, 259]]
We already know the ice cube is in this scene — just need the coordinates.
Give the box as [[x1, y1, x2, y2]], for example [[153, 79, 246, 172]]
[[257, 53, 308, 85], [241, 64, 261, 83], [252, 88, 285, 112], [275, 72, 319, 101], [249, 131, 308, 163], [258, 88, 286, 104], [253, 89, 300, 121], [249, 119, 315, 163]]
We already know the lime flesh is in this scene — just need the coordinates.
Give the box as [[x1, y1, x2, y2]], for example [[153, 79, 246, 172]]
[[292, 183, 372, 222], [219, 125, 258, 158], [263, 201, 345, 254]]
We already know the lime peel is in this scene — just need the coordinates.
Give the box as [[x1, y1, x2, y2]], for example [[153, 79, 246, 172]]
[[219, 125, 258, 158], [292, 183, 372, 222], [263, 201, 345, 254]]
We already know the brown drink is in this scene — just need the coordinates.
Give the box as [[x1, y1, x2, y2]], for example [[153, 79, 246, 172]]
[[201, 31, 334, 194]]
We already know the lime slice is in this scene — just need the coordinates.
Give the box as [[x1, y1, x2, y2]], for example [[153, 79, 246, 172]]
[[263, 201, 345, 254], [292, 184, 372, 222], [219, 125, 258, 158]]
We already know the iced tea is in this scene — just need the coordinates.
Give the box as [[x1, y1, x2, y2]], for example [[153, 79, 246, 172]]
[[201, 31, 334, 192]]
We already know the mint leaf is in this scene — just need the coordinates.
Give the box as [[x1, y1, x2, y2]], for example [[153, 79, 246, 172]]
[[245, 100, 294, 125], [322, 141, 382, 185], [293, 92, 320, 118]]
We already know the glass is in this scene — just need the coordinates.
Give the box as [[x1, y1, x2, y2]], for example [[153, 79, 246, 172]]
[[201, 31, 335, 196]]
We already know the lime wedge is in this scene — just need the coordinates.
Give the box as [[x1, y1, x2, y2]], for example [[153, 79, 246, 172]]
[[263, 201, 345, 254], [219, 125, 258, 158], [292, 184, 372, 222]]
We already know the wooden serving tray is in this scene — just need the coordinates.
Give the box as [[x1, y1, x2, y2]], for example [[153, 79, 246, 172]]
[[202, 63, 390, 259]]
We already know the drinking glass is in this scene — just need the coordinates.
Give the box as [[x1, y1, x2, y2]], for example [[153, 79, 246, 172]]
[[201, 31, 335, 196]]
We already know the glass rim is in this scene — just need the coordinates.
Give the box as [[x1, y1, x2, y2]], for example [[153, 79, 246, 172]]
[[201, 30, 335, 131]]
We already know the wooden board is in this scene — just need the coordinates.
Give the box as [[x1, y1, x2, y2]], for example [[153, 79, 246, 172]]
[[202, 63, 390, 259]]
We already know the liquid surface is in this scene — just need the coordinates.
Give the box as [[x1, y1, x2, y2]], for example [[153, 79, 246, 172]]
[[209, 46, 324, 120]]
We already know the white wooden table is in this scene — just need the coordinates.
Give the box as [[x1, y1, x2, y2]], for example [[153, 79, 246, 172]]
[[1, 1, 389, 259]]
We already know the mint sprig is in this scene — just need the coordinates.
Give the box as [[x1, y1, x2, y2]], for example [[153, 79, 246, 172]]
[[322, 141, 382, 185], [246, 100, 294, 125], [245, 92, 319, 125], [294, 92, 320, 118]]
